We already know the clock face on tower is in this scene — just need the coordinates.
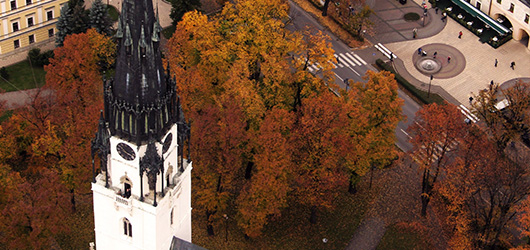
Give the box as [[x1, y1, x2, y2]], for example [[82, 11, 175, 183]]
[[117, 142, 136, 161], [162, 133, 173, 154]]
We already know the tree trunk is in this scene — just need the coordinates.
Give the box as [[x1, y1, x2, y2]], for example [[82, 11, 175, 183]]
[[322, 0, 331, 16], [420, 194, 429, 217], [310, 206, 318, 224], [206, 210, 215, 236], [348, 179, 357, 194], [70, 188, 77, 212], [244, 162, 253, 180], [348, 172, 359, 194]]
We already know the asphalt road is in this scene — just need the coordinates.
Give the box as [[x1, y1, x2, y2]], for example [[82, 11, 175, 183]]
[[288, 1, 419, 152]]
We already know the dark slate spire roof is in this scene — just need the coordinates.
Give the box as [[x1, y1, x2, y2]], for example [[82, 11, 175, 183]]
[[103, 0, 177, 144], [114, 0, 164, 103]]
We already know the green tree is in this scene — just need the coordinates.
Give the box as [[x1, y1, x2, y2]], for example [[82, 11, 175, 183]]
[[55, 0, 89, 46], [169, 0, 201, 26], [89, 0, 113, 36]]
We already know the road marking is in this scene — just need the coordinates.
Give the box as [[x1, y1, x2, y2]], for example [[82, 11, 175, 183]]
[[338, 53, 357, 67], [334, 72, 344, 82], [345, 53, 361, 66], [353, 54, 367, 65], [400, 129, 412, 139]]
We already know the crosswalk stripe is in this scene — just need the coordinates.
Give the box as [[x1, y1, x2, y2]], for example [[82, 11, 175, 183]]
[[345, 53, 361, 66], [353, 54, 367, 65], [338, 53, 357, 67]]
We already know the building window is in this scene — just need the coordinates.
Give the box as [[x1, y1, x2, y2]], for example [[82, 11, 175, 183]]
[[27, 17, 34, 27], [48, 28, 54, 37], [10, 0, 17, 10], [123, 218, 132, 237], [47, 10, 53, 21], [12, 22, 19, 32], [497, 0, 501, 4], [509, 3, 514, 12], [25, 0, 31, 5], [476, 1, 481, 9], [14, 40, 20, 49], [525, 14, 529, 23], [29, 34, 34, 44]]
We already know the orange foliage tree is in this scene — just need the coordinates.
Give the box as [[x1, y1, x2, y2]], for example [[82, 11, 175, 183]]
[[438, 128, 530, 249], [0, 29, 114, 248], [408, 102, 467, 216], [167, 0, 402, 237]]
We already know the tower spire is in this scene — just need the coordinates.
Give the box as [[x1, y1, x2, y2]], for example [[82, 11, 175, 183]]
[[104, 0, 176, 144]]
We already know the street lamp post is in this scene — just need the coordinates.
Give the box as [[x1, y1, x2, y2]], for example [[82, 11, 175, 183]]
[[428, 75, 433, 98], [223, 214, 229, 242], [422, 8, 427, 27]]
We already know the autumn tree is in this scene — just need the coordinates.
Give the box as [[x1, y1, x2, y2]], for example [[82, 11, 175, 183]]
[[408, 102, 468, 216], [438, 129, 530, 249], [471, 81, 530, 151], [345, 70, 402, 192], [192, 96, 249, 235], [42, 29, 114, 210], [236, 108, 293, 237], [0, 169, 71, 249], [167, 0, 402, 237], [290, 91, 349, 223]]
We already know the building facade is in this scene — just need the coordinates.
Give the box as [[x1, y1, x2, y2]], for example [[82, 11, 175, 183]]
[[90, 0, 193, 248], [0, 0, 66, 65], [467, 0, 530, 47]]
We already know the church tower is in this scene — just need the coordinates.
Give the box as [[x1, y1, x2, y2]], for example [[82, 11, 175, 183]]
[[90, 0, 193, 248]]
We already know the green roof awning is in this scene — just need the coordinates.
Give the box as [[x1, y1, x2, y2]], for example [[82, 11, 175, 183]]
[[450, 0, 510, 35]]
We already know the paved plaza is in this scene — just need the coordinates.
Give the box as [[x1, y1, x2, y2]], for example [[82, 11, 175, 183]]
[[371, 0, 530, 107]]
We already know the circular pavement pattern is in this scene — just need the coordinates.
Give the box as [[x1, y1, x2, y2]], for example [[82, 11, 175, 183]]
[[412, 43, 465, 79]]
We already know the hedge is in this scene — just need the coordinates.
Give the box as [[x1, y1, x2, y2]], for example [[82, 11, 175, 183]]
[[376, 59, 444, 105]]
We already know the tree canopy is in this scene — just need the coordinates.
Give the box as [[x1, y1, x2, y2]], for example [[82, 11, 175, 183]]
[[167, 0, 402, 237]]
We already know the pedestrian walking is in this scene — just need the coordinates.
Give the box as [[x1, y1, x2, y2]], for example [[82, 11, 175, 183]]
[[336, 55, 340, 65], [442, 12, 447, 22], [390, 52, 394, 61], [458, 31, 463, 39], [495, 58, 498, 67], [469, 96, 473, 103], [413, 28, 417, 38], [422, 50, 427, 57], [511, 61, 515, 70], [490, 80, 494, 90], [433, 51, 437, 58], [418, 47, 422, 55], [447, 56, 451, 63], [435, 7, 439, 14]]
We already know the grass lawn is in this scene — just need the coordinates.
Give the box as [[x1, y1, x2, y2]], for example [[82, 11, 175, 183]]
[[377, 222, 433, 250], [192, 187, 374, 250], [0, 60, 46, 92]]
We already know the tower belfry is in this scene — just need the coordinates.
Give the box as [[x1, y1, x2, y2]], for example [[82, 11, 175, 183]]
[[90, 0, 193, 248]]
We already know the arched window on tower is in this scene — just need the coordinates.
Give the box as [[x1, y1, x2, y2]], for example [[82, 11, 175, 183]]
[[123, 218, 132, 237], [120, 176, 132, 198]]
